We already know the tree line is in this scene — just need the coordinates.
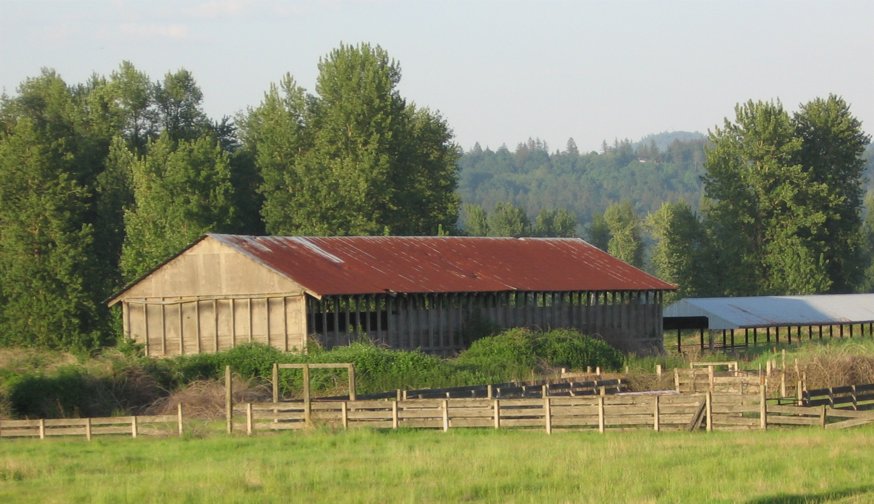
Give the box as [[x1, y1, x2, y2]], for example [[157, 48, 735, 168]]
[[0, 42, 871, 351], [0, 44, 460, 350]]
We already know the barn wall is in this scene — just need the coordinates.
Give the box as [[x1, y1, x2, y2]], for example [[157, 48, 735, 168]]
[[308, 291, 665, 355], [117, 237, 308, 357], [123, 295, 307, 357]]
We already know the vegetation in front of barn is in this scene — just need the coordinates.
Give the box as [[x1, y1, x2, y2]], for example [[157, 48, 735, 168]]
[[0, 328, 623, 419]]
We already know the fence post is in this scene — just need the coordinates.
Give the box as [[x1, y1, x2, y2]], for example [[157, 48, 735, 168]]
[[84, 417, 92, 441], [487, 384, 493, 400], [341, 401, 348, 430], [797, 381, 803, 406], [544, 395, 552, 434], [674, 368, 680, 393], [131, 416, 138, 439], [272, 363, 279, 403], [780, 370, 787, 398], [225, 365, 233, 434], [820, 405, 827, 428], [303, 364, 311, 427], [392, 400, 399, 430], [347, 364, 356, 401], [493, 399, 500, 429], [708, 366, 714, 392], [39, 419, 45, 440], [759, 386, 767, 431], [598, 396, 605, 433], [442, 400, 449, 432], [656, 364, 662, 377], [246, 403, 253, 436], [177, 403, 183, 437], [653, 395, 660, 432], [705, 391, 712, 432]]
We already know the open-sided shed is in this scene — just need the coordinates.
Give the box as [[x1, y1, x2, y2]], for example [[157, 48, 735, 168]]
[[108, 234, 675, 356], [664, 294, 874, 351]]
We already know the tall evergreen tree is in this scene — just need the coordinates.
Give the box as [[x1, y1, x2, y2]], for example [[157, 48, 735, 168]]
[[487, 202, 530, 237]]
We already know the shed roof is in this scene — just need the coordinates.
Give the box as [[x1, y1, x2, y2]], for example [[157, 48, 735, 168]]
[[110, 234, 675, 303], [664, 294, 874, 330], [211, 235, 675, 297]]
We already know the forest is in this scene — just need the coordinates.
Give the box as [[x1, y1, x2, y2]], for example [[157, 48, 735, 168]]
[[1, 42, 872, 351]]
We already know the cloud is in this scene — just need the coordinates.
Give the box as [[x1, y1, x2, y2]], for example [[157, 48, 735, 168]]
[[119, 23, 189, 40]]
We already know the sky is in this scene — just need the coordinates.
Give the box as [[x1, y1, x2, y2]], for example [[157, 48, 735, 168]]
[[1, 0, 872, 153]]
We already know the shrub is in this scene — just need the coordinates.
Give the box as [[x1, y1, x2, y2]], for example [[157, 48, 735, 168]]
[[535, 329, 624, 371], [453, 328, 539, 381]]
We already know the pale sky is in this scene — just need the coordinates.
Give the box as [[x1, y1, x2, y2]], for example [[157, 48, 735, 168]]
[[1, 0, 872, 153]]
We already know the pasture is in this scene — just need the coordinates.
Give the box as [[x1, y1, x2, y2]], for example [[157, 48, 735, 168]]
[[2, 426, 873, 503]]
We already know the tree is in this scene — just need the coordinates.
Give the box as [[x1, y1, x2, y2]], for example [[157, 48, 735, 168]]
[[793, 95, 871, 292], [461, 203, 489, 236], [587, 212, 610, 250], [154, 69, 209, 142], [241, 43, 459, 236], [488, 202, 530, 237], [646, 201, 708, 301], [120, 133, 237, 281], [0, 73, 104, 349], [603, 201, 644, 267], [702, 100, 838, 295], [533, 208, 577, 237]]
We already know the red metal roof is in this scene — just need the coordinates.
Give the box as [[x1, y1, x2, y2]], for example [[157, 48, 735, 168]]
[[210, 234, 675, 297]]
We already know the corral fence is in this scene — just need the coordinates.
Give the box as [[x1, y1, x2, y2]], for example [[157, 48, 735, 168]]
[[233, 389, 874, 435], [0, 404, 185, 441]]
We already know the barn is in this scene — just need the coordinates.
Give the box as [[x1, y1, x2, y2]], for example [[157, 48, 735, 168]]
[[107, 234, 675, 357]]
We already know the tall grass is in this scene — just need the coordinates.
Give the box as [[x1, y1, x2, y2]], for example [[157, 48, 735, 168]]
[[1, 427, 873, 503]]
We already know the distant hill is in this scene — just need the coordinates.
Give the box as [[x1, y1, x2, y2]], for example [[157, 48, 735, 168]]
[[636, 131, 707, 152], [458, 134, 707, 233]]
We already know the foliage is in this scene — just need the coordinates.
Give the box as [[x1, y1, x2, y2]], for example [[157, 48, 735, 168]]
[[603, 201, 644, 267], [240, 43, 460, 236], [533, 328, 624, 371]]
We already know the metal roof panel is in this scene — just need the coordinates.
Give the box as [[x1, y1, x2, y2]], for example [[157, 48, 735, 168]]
[[210, 234, 675, 296]]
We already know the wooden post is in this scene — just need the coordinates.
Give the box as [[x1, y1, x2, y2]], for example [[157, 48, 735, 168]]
[[797, 380, 803, 406], [341, 401, 348, 430], [705, 391, 712, 432], [85, 417, 92, 441], [708, 365, 714, 392], [246, 403, 253, 435], [348, 364, 356, 401], [272, 363, 279, 403], [225, 365, 233, 434], [132, 416, 138, 438], [543, 387, 551, 434], [442, 400, 449, 432], [598, 396, 605, 433], [392, 400, 399, 429], [780, 370, 787, 398], [487, 384, 493, 400], [820, 405, 827, 428], [493, 399, 500, 429], [759, 386, 767, 430], [656, 364, 662, 377], [303, 364, 311, 427], [653, 395, 660, 432], [177, 403, 184, 437], [39, 419, 45, 440], [674, 368, 680, 393]]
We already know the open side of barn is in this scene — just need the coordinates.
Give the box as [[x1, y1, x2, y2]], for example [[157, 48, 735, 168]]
[[108, 235, 675, 357]]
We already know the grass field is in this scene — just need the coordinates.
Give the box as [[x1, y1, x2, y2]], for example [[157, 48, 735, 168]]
[[2, 426, 874, 503]]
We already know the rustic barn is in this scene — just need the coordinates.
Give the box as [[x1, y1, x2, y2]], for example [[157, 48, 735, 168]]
[[108, 234, 675, 357]]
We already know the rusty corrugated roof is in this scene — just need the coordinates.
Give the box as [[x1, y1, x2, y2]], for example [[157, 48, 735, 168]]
[[210, 234, 675, 297]]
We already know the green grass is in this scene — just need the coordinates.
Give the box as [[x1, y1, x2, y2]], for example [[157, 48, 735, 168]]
[[2, 427, 874, 503]]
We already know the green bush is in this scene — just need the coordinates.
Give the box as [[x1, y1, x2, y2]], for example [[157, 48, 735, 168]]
[[453, 328, 539, 381], [535, 329, 624, 371]]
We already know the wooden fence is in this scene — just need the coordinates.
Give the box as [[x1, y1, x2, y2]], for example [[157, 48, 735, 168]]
[[235, 393, 709, 434], [674, 368, 763, 395], [0, 404, 185, 440]]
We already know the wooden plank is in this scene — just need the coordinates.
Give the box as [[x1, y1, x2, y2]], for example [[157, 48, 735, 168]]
[[767, 416, 821, 426], [825, 417, 874, 430]]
